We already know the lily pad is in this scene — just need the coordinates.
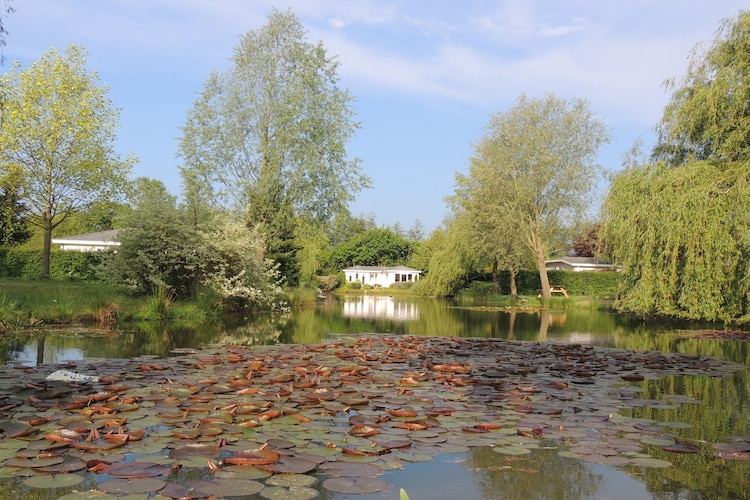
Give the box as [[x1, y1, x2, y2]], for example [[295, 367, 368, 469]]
[[629, 457, 673, 468], [322, 477, 389, 495], [97, 477, 167, 494], [260, 486, 320, 499], [492, 445, 532, 456], [23, 473, 84, 489]]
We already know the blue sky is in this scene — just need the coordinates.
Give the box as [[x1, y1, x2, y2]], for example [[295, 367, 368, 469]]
[[6, 1, 748, 233]]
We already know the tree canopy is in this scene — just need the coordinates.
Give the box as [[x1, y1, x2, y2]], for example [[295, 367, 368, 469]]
[[0, 44, 134, 277], [655, 10, 750, 164], [178, 8, 370, 283], [455, 93, 609, 298], [602, 11, 750, 322]]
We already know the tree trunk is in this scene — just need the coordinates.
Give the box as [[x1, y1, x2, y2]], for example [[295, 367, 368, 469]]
[[42, 219, 52, 280], [491, 257, 499, 293], [537, 249, 551, 299], [509, 264, 518, 298]]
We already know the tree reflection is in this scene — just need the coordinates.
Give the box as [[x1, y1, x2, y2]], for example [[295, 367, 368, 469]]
[[462, 446, 602, 500]]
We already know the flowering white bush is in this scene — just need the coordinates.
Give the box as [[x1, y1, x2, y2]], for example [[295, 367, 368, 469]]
[[200, 217, 288, 312]]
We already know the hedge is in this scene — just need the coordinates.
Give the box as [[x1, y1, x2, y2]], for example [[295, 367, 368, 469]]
[[0, 248, 102, 280], [472, 269, 619, 299]]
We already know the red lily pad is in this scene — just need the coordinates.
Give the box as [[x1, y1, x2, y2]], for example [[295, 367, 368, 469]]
[[99, 461, 171, 478]]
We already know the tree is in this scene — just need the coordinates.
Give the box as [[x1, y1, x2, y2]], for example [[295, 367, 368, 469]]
[[655, 10, 750, 165], [410, 225, 474, 297], [0, 182, 28, 245], [601, 161, 750, 321], [449, 167, 528, 296], [0, 1, 15, 64], [100, 178, 202, 298], [324, 228, 413, 272], [178, 8, 370, 282], [601, 11, 750, 322], [462, 94, 609, 298], [571, 223, 602, 258], [0, 45, 134, 278]]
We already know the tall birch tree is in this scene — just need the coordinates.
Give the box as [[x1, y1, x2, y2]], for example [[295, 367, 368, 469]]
[[178, 8, 370, 282]]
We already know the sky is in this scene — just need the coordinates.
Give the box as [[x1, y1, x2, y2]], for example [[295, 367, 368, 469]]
[[5, 1, 749, 233]]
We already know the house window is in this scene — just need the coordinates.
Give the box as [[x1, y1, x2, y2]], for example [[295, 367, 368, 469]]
[[395, 274, 401, 282]]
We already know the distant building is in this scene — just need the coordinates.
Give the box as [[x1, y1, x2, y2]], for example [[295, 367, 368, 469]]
[[51, 229, 122, 252], [544, 256, 617, 272], [343, 265, 421, 288]]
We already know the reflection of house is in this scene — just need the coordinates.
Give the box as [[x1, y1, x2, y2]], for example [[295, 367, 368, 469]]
[[343, 266, 421, 288], [52, 229, 122, 252], [545, 256, 616, 272], [342, 295, 420, 321]]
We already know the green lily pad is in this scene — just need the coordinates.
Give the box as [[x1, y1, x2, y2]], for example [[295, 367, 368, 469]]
[[630, 457, 673, 468], [193, 478, 264, 497], [97, 477, 167, 494], [265, 473, 318, 487], [23, 473, 84, 489], [260, 486, 320, 499], [322, 477, 389, 495]]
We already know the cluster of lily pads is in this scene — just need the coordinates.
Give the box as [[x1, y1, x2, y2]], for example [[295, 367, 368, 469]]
[[0, 334, 747, 498]]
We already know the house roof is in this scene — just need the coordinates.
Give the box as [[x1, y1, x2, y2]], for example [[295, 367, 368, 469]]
[[51, 229, 122, 245], [545, 256, 612, 266], [343, 265, 421, 273]]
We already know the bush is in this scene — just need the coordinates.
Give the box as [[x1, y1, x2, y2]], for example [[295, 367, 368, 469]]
[[0, 248, 100, 280]]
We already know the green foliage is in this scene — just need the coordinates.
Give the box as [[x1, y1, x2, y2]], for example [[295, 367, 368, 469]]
[[0, 184, 29, 246], [412, 228, 474, 298], [454, 93, 610, 299], [0, 44, 134, 277], [324, 228, 413, 271], [0, 248, 99, 280], [179, 8, 370, 283], [464, 270, 619, 299], [98, 178, 203, 298], [601, 161, 750, 321], [200, 215, 287, 312], [656, 11, 750, 164]]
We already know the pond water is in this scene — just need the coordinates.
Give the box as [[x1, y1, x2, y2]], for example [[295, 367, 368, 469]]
[[1, 295, 749, 500]]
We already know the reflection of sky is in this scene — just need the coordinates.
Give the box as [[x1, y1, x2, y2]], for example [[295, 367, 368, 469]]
[[10, 343, 85, 367], [342, 295, 420, 321]]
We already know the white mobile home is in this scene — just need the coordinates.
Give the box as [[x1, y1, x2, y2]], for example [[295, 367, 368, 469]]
[[343, 266, 421, 288]]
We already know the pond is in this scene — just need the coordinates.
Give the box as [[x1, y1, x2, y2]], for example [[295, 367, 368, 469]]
[[0, 295, 748, 500]]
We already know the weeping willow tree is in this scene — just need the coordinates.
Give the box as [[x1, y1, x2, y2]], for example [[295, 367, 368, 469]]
[[603, 11, 750, 322], [602, 161, 750, 321]]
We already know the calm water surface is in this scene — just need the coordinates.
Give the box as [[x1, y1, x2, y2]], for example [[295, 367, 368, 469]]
[[2, 295, 749, 500]]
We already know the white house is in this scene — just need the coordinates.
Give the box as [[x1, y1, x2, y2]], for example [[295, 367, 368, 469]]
[[343, 265, 421, 288], [51, 229, 122, 252], [544, 256, 616, 272]]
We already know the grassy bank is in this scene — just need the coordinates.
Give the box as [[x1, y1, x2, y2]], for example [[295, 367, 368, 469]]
[[0, 279, 218, 331]]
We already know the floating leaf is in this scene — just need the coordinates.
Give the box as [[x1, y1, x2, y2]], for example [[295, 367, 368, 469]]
[[23, 473, 84, 489], [630, 457, 672, 468], [663, 443, 701, 454], [260, 486, 320, 499], [97, 477, 167, 494], [322, 477, 389, 495]]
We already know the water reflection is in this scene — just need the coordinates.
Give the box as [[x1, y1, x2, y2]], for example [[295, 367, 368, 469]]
[[341, 295, 420, 321]]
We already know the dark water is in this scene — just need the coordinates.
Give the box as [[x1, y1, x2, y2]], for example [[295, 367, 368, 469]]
[[2, 295, 749, 500]]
